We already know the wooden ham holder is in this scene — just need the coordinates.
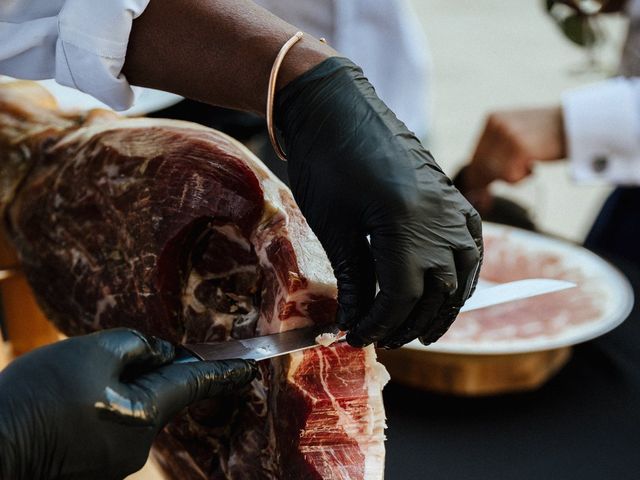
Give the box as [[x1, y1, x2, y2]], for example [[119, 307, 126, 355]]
[[377, 346, 572, 396], [0, 228, 60, 357]]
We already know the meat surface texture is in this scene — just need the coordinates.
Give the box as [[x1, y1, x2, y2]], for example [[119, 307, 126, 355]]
[[0, 84, 389, 479]]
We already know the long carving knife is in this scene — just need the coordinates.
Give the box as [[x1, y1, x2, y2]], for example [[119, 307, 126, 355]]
[[175, 278, 575, 363]]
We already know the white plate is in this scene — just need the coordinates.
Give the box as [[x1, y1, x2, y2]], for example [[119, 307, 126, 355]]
[[0, 77, 182, 116], [406, 222, 634, 355]]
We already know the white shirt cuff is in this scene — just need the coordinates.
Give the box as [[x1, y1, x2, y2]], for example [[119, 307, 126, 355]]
[[55, 0, 150, 111], [562, 77, 640, 185]]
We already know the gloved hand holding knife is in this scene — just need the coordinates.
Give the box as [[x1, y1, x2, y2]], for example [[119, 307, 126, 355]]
[[0, 329, 256, 480]]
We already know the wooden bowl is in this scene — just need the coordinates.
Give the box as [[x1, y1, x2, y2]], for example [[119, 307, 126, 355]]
[[377, 347, 572, 396], [0, 228, 59, 356]]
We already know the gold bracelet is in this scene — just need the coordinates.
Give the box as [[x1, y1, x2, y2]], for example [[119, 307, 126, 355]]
[[266, 31, 304, 162]]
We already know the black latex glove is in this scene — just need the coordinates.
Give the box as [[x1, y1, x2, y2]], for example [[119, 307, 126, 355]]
[[0, 328, 256, 480], [276, 57, 483, 349]]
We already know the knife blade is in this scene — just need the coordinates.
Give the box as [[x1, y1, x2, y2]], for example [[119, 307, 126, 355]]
[[175, 322, 342, 363], [460, 278, 575, 312], [175, 278, 576, 363]]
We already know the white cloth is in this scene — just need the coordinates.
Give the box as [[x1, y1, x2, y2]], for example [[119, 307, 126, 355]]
[[256, 0, 432, 138], [0, 0, 150, 111], [562, 0, 640, 184]]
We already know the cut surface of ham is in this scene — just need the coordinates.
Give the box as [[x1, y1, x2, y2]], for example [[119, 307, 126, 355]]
[[0, 83, 389, 479]]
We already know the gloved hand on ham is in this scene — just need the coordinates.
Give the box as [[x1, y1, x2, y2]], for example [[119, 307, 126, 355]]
[[276, 57, 484, 349]]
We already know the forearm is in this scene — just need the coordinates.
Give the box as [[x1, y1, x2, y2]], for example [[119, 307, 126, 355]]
[[123, 0, 336, 115]]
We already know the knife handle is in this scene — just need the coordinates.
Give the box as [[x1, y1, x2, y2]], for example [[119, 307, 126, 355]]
[[173, 346, 202, 364]]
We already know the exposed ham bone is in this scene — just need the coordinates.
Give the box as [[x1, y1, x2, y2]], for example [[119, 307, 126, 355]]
[[0, 83, 389, 479]]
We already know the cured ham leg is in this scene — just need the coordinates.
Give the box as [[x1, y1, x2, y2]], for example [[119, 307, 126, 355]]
[[0, 83, 388, 480]]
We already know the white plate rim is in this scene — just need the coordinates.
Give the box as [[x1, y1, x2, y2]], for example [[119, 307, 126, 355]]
[[404, 222, 635, 355]]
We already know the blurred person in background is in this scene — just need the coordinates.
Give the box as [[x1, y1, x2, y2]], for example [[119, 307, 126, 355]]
[[455, 0, 640, 268]]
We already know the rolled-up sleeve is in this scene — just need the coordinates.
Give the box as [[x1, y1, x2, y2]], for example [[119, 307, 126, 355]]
[[0, 0, 150, 110], [562, 77, 640, 185]]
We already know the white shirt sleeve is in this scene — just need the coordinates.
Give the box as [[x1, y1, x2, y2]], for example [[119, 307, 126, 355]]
[[0, 0, 150, 111], [562, 77, 640, 185]]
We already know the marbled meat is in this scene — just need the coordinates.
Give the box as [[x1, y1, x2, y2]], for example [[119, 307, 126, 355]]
[[0, 83, 389, 480]]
